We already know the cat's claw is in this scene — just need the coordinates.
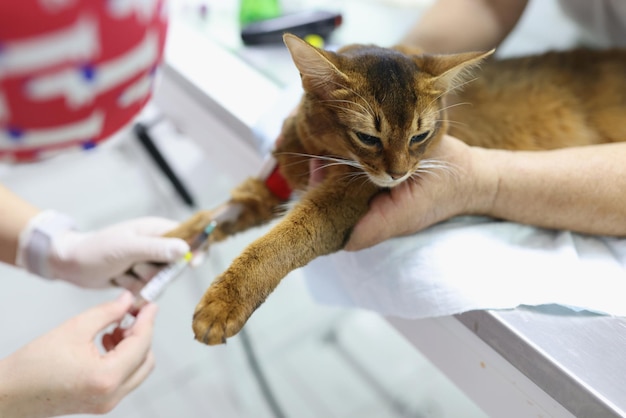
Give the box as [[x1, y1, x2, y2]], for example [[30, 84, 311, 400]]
[[191, 282, 252, 345]]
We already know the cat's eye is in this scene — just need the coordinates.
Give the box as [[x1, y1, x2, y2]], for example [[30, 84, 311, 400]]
[[410, 131, 430, 145], [355, 132, 381, 147]]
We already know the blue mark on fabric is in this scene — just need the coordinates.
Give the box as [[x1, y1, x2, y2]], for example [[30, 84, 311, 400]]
[[81, 64, 96, 82], [7, 126, 24, 141], [82, 140, 97, 150]]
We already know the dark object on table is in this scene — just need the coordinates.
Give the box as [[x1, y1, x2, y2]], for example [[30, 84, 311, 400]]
[[241, 10, 342, 45]]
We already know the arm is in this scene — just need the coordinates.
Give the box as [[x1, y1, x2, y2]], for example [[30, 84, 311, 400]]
[[483, 143, 626, 236], [0, 292, 157, 417], [0, 184, 40, 265], [0, 183, 189, 289], [345, 136, 626, 251], [401, 0, 529, 53]]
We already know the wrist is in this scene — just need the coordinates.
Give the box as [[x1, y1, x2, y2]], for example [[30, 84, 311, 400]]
[[16, 210, 76, 279], [464, 146, 503, 217], [0, 354, 47, 418]]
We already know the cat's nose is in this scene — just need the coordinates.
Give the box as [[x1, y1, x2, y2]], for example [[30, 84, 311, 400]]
[[387, 170, 407, 180]]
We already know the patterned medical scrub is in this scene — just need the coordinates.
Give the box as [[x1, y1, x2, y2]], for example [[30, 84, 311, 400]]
[[0, 0, 168, 162]]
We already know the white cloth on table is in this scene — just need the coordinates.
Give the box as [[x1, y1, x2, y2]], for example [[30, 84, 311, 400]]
[[301, 217, 626, 318]]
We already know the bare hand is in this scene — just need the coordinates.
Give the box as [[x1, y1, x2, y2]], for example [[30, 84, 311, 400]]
[[345, 135, 495, 250], [0, 291, 157, 417]]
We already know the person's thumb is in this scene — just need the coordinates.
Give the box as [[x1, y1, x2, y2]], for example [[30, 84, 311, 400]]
[[344, 196, 392, 251], [77, 291, 135, 339]]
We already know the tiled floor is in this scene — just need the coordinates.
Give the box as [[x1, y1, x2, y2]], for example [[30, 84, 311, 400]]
[[0, 0, 584, 416]]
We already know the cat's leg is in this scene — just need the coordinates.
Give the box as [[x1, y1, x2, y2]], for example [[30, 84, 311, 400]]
[[166, 115, 305, 246], [164, 177, 286, 245], [192, 180, 379, 345]]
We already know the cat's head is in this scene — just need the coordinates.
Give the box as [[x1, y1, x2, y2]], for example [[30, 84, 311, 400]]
[[283, 33, 492, 188]]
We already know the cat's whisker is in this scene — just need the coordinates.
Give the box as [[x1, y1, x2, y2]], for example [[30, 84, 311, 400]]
[[272, 152, 365, 182], [437, 119, 469, 129], [320, 80, 376, 118], [278, 159, 312, 170], [322, 99, 372, 118], [315, 154, 364, 169], [274, 151, 317, 159], [421, 102, 471, 121], [411, 158, 462, 182], [342, 172, 366, 187], [425, 77, 478, 110], [341, 171, 371, 190], [325, 105, 372, 126], [438, 102, 473, 114]]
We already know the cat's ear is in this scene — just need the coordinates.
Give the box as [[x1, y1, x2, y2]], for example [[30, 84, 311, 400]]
[[283, 33, 348, 96], [417, 49, 495, 91]]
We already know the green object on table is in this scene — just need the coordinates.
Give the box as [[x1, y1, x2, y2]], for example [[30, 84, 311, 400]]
[[239, 0, 281, 26]]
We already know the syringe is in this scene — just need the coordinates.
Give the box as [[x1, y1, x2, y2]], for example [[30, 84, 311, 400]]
[[129, 220, 217, 315]]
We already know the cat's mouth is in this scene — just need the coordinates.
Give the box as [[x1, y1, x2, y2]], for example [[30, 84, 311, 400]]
[[369, 173, 410, 188]]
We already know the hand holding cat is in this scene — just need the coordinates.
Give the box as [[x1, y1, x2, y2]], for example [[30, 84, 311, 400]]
[[0, 291, 157, 417], [344, 135, 496, 251], [17, 212, 190, 291], [344, 133, 626, 251]]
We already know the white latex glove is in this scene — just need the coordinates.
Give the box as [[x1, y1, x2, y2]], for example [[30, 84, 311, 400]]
[[17, 211, 189, 289]]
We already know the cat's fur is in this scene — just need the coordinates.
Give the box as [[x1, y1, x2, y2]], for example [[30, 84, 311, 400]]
[[165, 34, 626, 345]]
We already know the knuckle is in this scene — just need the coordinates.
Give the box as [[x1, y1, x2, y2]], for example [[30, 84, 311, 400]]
[[85, 373, 120, 398]]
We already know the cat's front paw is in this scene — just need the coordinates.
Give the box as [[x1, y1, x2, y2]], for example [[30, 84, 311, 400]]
[[192, 276, 254, 345]]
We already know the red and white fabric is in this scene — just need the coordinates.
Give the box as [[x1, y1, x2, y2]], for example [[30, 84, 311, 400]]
[[0, 0, 168, 163]]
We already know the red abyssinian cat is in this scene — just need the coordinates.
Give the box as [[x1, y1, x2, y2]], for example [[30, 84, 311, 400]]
[[164, 34, 626, 345]]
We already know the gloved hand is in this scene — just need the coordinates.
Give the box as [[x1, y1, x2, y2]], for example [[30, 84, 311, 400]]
[[17, 211, 189, 291]]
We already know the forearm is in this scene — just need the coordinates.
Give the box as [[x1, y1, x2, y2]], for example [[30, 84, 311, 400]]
[[401, 0, 529, 53], [0, 355, 51, 418], [0, 184, 40, 266], [473, 143, 626, 236]]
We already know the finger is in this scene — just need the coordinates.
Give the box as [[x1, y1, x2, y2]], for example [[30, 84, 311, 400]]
[[131, 262, 162, 281], [345, 195, 393, 251], [76, 291, 135, 340], [190, 250, 207, 268], [115, 236, 189, 266], [116, 350, 156, 399], [102, 332, 115, 352], [98, 350, 156, 411], [345, 216, 385, 251], [102, 326, 125, 351], [124, 217, 182, 236], [309, 158, 326, 186], [104, 303, 158, 382], [111, 273, 146, 294]]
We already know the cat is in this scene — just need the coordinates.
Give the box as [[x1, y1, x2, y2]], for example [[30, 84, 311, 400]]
[[164, 33, 626, 345]]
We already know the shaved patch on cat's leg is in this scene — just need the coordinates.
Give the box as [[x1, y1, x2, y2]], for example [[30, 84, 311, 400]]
[[164, 177, 286, 245], [164, 210, 215, 244]]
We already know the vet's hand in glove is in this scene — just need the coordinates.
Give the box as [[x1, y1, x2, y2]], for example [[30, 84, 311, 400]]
[[17, 211, 189, 292]]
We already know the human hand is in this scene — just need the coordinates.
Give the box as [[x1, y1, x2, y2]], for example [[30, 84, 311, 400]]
[[0, 291, 157, 417], [19, 215, 190, 290], [344, 135, 497, 251]]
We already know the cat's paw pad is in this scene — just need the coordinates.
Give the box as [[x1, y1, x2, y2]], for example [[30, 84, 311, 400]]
[[192, 284, 251, 345]]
